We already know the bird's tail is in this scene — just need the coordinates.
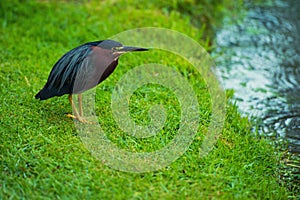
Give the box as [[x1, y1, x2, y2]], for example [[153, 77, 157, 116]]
[[35, 88, 56, 100], [35, 88, 48, 100], [35, 86, 68, 100]]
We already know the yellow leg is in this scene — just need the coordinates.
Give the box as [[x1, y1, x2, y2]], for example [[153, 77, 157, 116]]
[[78, 93, 83, 117], [66, 94, 92, 123], [66, 94, 84, 122], [69, 94, 80, 117]]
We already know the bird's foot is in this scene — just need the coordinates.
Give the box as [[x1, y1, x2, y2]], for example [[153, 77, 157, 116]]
[[66, 114, 96, 124]]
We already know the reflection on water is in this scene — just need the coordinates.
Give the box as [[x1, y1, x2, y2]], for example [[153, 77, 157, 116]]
[[214, 0, 300, 153]]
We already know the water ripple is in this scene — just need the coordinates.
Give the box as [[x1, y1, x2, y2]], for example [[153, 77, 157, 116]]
[[214, 0, 300, 153]]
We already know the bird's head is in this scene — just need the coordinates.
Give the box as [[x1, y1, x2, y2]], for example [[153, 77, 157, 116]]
[[98, 40, 148, 56]]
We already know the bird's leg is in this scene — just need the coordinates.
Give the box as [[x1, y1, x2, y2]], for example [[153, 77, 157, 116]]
[[67, 94, 80, 118], [66, 94, 83, 122], [66, 94, 91, 123], [78, 93, 83, 117]]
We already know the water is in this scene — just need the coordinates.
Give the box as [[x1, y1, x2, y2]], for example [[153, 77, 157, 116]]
[[214, 0, 300, 153]]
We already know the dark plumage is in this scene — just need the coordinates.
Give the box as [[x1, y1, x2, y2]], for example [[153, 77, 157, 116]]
[[35, 40, 148, 122]]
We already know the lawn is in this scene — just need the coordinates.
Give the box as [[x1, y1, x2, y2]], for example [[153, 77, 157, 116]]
[[0, 0, 291, 199]]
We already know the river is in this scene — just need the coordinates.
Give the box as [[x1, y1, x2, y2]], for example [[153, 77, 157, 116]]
[[214, 0, 300, 153]]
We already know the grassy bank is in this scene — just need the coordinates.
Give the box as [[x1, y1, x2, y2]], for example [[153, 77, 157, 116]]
[[0, 0, 290, 199]]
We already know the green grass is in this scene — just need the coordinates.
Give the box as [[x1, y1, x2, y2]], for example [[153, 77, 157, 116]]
[[0, 0, 292, 199]]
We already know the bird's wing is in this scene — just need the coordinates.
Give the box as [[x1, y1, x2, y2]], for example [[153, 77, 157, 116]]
[[46, 44, 93, 93], [43, 42, 118, 96]]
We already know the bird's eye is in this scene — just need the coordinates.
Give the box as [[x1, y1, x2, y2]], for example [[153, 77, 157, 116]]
[[112, 46, 122, 51]]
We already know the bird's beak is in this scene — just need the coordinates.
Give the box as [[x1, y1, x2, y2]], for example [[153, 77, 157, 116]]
[[115, 46, 148, 53]]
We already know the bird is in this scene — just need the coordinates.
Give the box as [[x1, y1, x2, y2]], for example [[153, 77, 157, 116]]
[[35, 40, 148, 123]]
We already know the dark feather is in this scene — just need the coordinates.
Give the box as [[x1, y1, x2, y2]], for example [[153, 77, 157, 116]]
[[35, 41, 103, 100]]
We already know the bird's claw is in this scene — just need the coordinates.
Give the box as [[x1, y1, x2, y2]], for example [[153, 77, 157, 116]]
[[66, 114, 96, 124], [66, 113, 77, 119]]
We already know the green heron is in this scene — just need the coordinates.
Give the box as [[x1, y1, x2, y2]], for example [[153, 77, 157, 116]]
[[35, 40, 148, 122]]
